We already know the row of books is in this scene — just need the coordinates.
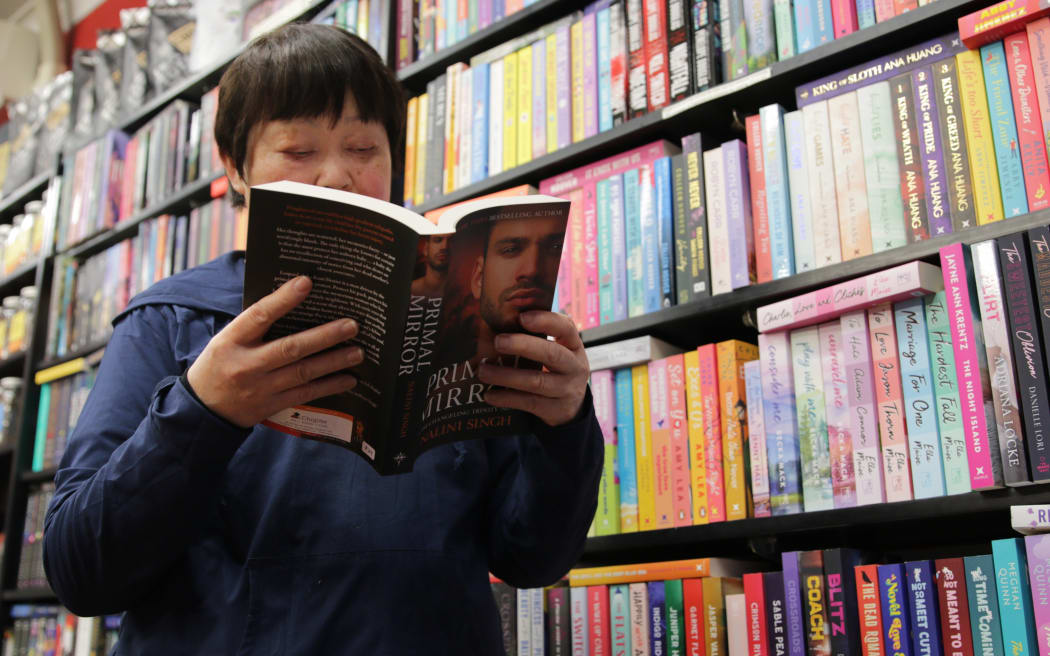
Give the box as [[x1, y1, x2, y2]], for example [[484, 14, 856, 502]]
[[44, 193, 242, 361], [317, 0, 392, 57], [17, 484, 53, 591], [31, 368, 98, 476], [396, 0, 529, 66], [3, 606, 119, 656]]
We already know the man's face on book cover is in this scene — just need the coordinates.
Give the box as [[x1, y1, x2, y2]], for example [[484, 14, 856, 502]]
[[471, 216, 564, 333], [424, 235, 450, 272]]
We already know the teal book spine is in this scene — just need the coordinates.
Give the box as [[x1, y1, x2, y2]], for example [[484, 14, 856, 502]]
[[32, 383, 50, 472], [791, 325, 834, 512], [774, 0, 796, 60], [964, 554, 1005, 656], [784, 110, 816, 273], [611, 584, 633, 655], [981, 41, 1029, 218], [597, 177, 615, 324], [624, 167, 645, 318], [992, 538, 1039, 656], [761, 103, 795, 279], [856, 81, 907, 253], [924, 290, 972, 496], [615, 368, 639, 531]]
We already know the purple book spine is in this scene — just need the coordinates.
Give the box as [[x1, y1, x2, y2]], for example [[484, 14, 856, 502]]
[[820, 321, 858, 509], [583, 12, 599, 139], [609, 173, 629, 321], [532, 43, 547, 161], [722, 139, 755, 290], [783, 551, 807, 656], [556, 25, 572, 149], [912, 65, 952, 238], [648, 580, 667, 656], [839, 310, 885, 505], [1025, 533, 1050, 648]]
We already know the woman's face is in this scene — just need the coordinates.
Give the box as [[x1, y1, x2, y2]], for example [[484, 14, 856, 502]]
[[224, 91, 392, 205]]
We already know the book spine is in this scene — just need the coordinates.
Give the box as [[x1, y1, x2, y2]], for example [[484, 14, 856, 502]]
[[571, 20, 585, 143], [981, 40, 1029, 218], [672, 153, 691, 308], [667, 0, 692, 103], [792, 0, 816, 53], [783, 552, 808, 656], [609, 173, 630, 322], [972, 240, 1031, 486], [592, 369, 621, 536], [828, 91, 873, 261], [723, 0, 748, 80], [630, 582, 651, 654], [893, 297, 947, 499], [855, 81, 907, 254], [649, 581, 667, 656], [639, 163, 663, 313], [632, 362, 656, 530], [905, 561, 942, 656], [691, 0, 722, 91], [765, 572, 788, 656], [830, 0, 857, 37], [963, 554, 1006, 656], [488, 61, 504, 177], [1006, 31, 1050, 213], [648, 357, 675, 530], [813, 0, 834, 47], [935, 559, 976, 656], [718, 340, 758, 521], [744, 0, 776, 71], [745, 573, 769, 656], [656, 157, 676, 308], [610, 1, 628, 126], [955, 49, 1005, 225], [932, 58, 978, 233], [597, 7, 613, 134], [839, 311, 885, 505], [744, 360, 771, 518], [684, 579, 706, 656], [625, 168, 645, 318], [923, 290, 972, 496], [912, 65, 952, 238], [998, 233, 1050, 482], [791, 326, 834, 513], [557, 25, 573, 149], [801, 550, 832, 656], [583, 12, 599, 139], [569, 187, 587, 329], [868, 303, 914, 502], [584, 182, 601, 330], [1024, 534, 1050, 655], [992, 538, 1039, 656], [824, 549, 862, 656], [802, 101, 842, 269], [940, 242, 1004, 489], [665, 580, 685, 656], [531, 44, 546, 163], [590, 585, 612, 656], [666, 354, 693, 527], [1029, 18, 1050, 173], [879, 563, 914, 656], [643, 0, 670, 110], [426, 75, 447, 203], [722, 140, 756, 289], [610, 585, 632, 656], [759, 331, 804, 515], [684, 350, 711, 524], [784, 110, 816, 273], [502, 52, 518, 172], [774, 0, 796, 59], [855, 565, 885, 656], [615, 368, 640, 533], [519, 587, 534, 655], [598, 178, 615, 325], [474, 65, 491, 184], [681, 133, 711, 300], [627, 0, 648, 119], [760, 104, 795, 279], [747, 114, 773, 285], [818, 321, 858, 510], [572, 586, 590, 654], [959, 0, 1050, 47], [699, 343, 726, 523], [705, 148, 732, 295], [890, 72, 929, 243], [549, 587, 570, 656]]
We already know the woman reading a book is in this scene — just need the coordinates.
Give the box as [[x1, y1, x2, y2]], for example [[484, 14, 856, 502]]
[[43, 24, 602, 654]]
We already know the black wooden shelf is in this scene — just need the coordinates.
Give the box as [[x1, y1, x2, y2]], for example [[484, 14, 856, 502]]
[[0, 259, 43, 300], [2, 587, 56, 603], [0, 353, 26, 381], [21, 469, 57, 485], [0, 171, 54, 223]]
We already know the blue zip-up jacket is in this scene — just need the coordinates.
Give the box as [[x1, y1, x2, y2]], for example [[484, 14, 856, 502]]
[[43, 252, 603, 655]]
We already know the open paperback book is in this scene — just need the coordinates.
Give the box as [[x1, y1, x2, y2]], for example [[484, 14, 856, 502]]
[[243, 180, 572, 475]]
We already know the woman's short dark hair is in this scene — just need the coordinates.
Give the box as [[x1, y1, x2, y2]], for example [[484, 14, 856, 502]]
[[215, 23, 405, 177]]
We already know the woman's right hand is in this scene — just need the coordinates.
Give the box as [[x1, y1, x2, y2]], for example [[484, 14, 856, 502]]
[[186, 276, 362, 428]]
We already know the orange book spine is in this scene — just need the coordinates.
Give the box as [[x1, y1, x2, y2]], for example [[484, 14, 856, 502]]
[[569, 558, 718, 587], [649, 357, 675, 530], [717, 340, 759, 521], [684, 350, 710, 525]]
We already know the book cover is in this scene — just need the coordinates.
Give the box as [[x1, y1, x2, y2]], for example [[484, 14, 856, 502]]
[[705, 147, 732, 295], [572, 585, 590, 654], [615, 367, 640, 532], [630, 582, 651, 654], [684, 578, 707, 656], [998, 232, 1050, 482], [666, 354, 693, 527], [879, 563, 913, 656], [868, 303, 914, 502], [923, 290, 972, 496], [893, 297, 947, 498], [964, 554, 1005, 656], [649, 357, 675, 530], [783, 552, 807, 656], [931, 58, 978, 233], [801, 100, 842, 269], [1024, 534, 1050, 654], [889, 72, 929, 243], [818, 321, 857, 509], [549, 585, 571, 656], [744, 572, 769, 656], [905, 560, 942, 656], [665, 579, 685, 656], [827, 91, 873, 261], [590, 584, 612, 656], [791, 326, 834, 513], [839, 311, 885, 505], [911, 65, 951, 238], [972, 240, 1031, 486], [759, 331, 804, 515], [802, 550, 832, 656], [626, 0, 648, 119], [667, 0, 693, 104], [717, 340, 758, 521], [935, 558, 976, 656], [655, 157, 676, 308], [722, 140, 757, 290], [643, 0, 671, 110], [992, 538, 1039, 655], [855, 565, 885, 656], [1029, 18, 1050, 169], [744, 0, 777, 71], [824, 549, 863, 656], [748, 114, 773, 284], [649, 580, 667, 656], [610, 584, 633, 656], [680, 133, 712, 301], [705, 577, 745, 656], [699, 343, 727, 523], [784, 110, 816, 273], [633, 362, 657, 530], [955, 49, 1005, 225], [592, 369, 622, 536], [1005, 31, 1050, 213], [744, 360, 771, 518], [959, 0, 1050, 48], [242, 184, 570, 475], [684, 350, 711, 524], [765, 571, 788, 656], [760, 104, 795, 279], [981, 40, 1029, 218]]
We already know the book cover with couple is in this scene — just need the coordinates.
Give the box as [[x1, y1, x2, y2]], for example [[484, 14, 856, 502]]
[[243, 181, 572, 474]]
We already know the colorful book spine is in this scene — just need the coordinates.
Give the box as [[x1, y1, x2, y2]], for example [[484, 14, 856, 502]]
[[964, 554, 1005, 656], [609, 174, 629, 322], [813, 0, 834, 47], [744, 0, 777, 71], [582, 12, 599, 140], [672, 153, 690, 310], [556, 25, 572, 149], [487, 61, 504, 178], [571, 586, 589, 655], [783, 552, 807, 656], [649, 580, 667, 656], [868, 304, 914, 501], [923, 291, 972, 496], [1029, 18, 1050, 166], [1007, 32, 1050, 214], [828, 91, 872, 261], [935, 558, 976, 656], [722, 140, 756, 290], [592, 370, 621, 536], [972, 239, 1031, 487], [818, 321, 857, 509], [648, 357, 675, 530], [615, 368, 640, 533], [748, 114, 773, 285], [793, 0, 817, 53], [625, 168, 644, 318], [890, 72, 929, 243], [718, 340, 758, 521], [998, 233, 1050, 482], [723, 0, 749, 80], [680, 133, 711, 301], [699, 343, 726, 523], [825, 549, 863, 656], [893, 297, 947, 499], [955, 49, 1005, 225], [774, 0, 796, 60], [760, 104, 795, 279], [609, 0, 628, 126], [684, 578, 706, 656], [905, 560, 942, 656], [502, 52, 518, 173], [684, 350, 711, 524], [959, 0, 1050, 48], [610, 584, 633, 656], [597, 6, 613, 134], [802, 101, 842, 269], [571, 20, 586, 144], [932, 58, 978, 233], [640, 163, 663, 313], [530, 44, 546, 163], [643, 0, 670, 110], [598, 178, 615, 325], [1024, 534, 1050, 655], [549, 586, 570, 656], [626, 0, 648, 119], [632, 362, 656, 531], [691, 0, 722, 91], [666, 354, 692, 527], [879, 563, 914, 656], [744, 360, 771, 519], [630, 582, 651, 654], [839, 311, 885, 505], [912, 65, 951, 238], [992, 538, 1039, 656], [666, 579, 685, 656], [590, 585, 611, 656], [656, 156, 676, 308], [784, 110, 816, 273], [855, 565, 885, 656], [764, 572, 787, 656], [830, 0, 858, 36], [759, 331, 803, 515], [791, 326, 834, 513], [802, 550, 832, 656], [705, 147, 732, 295], [745, 573, 769, 656], [982, 40, 1029, 218], [667, 0, 692, 104]]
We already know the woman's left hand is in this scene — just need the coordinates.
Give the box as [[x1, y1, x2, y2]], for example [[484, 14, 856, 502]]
[[477, 310, 590, 427]]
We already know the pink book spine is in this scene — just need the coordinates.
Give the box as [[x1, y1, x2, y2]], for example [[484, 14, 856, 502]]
[[939, 242, 1001, 490], [583, 182, 601, 330], [666, 353, 694, 527], [1025, 533, 1050, 652], [1028, 19, 1050, 164], [830, 275, 869, 313], [818, 321, 858, 508], [582, 12, 599, 139], [649, 357, 675, 530], [748, 114, 773, 284], [791, 292, 819, 326], [831, 0, 859, 37], [539, 140, 680, 197], [1006, 31, 1050, 213], [867, 303, 914, 502], [744, 360, 771, 518], [567, 188, 586, 329], [699, 344, 726, 523], [589, 585, 611, 656], [839, 310, 886, 505], [874, 0, 896, 26]]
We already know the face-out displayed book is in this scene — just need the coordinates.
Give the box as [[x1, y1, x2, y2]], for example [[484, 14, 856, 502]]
[[243, 181, 571, 475]]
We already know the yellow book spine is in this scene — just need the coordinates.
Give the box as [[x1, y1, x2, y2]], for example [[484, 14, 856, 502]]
[[632, 363, 655, 531], [517, 47, 532, 167], [568, 558, 715, 587], [571, 20, 585, 143], [717, 340, 759, 521], [955, 50, 1004, 225], [443, 65, 459, 195], [404, 96, 418, 206], [503, 51, 518, 172], [357, 0, 369, 37], [413, 93, 429, 207], [684, 350, 709, 525], [546, 33, 558, 154]]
